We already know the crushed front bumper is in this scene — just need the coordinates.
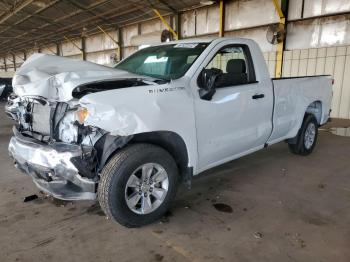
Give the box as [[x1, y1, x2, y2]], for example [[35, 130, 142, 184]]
[[8, 128, 96, 200]]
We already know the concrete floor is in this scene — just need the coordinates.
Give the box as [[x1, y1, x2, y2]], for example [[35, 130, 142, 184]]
[[0, 101, 350, 262]]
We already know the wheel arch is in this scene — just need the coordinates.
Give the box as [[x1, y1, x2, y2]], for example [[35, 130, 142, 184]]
[[306, 100, 322, 124], [287, 101, 322, 145], [95, 131, 193, 186], [130, 131, 193, 186]]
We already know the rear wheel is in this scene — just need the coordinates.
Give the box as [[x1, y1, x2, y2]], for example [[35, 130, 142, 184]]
[[98, 143, 178, 227], [288, 114, 318, 155]]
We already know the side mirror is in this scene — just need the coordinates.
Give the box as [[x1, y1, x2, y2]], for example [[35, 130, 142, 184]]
[[198, 68, 222, 101]]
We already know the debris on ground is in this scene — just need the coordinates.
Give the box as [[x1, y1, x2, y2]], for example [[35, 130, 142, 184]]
[[154, 253, 164, 261], [282, 168, 287, 176], [318, 183, 326, 189], [213, 203, 233, 213], [23, 194, 38, 202], [294, 233, 306, 248], [160, 210, 173, 223], [253, 232, 263, 239]]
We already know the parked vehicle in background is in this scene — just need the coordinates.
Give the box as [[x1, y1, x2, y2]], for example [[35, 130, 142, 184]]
[[6, 38, 332, 227], [0, 78, 13, 100]]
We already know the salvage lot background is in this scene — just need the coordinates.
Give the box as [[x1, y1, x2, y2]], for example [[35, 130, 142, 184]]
[[1, 102, 350, 261], [1, 0, 350, 119]]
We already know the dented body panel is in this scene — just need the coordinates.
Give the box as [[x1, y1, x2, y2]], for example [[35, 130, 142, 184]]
[[6, 38, 332, 200], [13, 53, 157, 102], [80, 82, 198, 168]]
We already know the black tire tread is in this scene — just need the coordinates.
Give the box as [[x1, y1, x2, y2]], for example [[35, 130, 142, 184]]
[[288, 113, 318, 156], [98, 144, 152, 225], [98, 143, 178, 227]]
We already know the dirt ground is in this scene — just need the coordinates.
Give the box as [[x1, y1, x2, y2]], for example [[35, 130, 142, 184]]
[[0, 101, 349, 262]]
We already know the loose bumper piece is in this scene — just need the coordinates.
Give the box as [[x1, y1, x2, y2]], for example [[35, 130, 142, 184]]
[[8, 128, 96, 200]]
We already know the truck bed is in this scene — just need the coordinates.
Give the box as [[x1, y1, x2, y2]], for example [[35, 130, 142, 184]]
[[267, 75, 332, 144]]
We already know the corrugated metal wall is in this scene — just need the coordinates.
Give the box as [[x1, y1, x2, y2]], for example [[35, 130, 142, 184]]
[[263, 45, 350, 119]]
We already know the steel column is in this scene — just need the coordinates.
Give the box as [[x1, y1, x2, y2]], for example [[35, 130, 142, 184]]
[[272, 0, 287, 78], [219, 0, 225, 37], [4, 57, 7, 72], [12, 53, 16, 71], [81, 36, 86, 61], [118, 28, 123, 61], [97, 25, 120, 60], [153, 9, 178, 40], [64, 35, 84, 59], [56, 43, 60, 56]]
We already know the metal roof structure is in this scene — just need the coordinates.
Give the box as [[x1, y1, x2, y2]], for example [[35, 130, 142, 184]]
[[0, 0, 203, 56]]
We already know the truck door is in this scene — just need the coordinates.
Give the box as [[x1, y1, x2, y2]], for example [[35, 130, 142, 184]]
[[193, 43, 273, 171]]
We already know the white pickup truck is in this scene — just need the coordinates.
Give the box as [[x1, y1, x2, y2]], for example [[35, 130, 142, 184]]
[[6, 38, 332, 227]]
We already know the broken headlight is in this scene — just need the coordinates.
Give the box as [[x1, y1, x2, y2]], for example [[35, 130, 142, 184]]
[[75, 107, 89, 124]]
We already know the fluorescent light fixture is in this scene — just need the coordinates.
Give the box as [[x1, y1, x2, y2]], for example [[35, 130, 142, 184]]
[[200, 0, 216, 6]]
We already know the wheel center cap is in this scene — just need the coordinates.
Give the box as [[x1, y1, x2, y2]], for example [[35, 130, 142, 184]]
[[141, 184, 150, 192]]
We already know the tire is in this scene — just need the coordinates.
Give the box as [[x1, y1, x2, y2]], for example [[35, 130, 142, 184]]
[[288, 114, 318, 155], [98, 143, 178, 227]]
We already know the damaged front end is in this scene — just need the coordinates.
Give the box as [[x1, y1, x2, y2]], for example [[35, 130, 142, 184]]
[[6, 95, 106, 200]]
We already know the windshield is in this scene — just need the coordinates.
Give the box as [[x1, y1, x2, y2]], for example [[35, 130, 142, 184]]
[[115, 43, 209, 80]]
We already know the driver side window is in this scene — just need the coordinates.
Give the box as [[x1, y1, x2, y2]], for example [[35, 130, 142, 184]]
[[205, 45, 255, 88]]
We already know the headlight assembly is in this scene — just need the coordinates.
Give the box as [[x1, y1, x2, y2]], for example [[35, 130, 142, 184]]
[[75, 107, 89, 124]]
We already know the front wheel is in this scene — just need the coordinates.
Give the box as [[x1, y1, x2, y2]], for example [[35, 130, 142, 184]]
[[98, 143, 178, 227], [288, 114, 318, 155]]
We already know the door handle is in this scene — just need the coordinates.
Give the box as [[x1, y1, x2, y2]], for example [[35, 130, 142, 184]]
[[252, 94, 265, 99]]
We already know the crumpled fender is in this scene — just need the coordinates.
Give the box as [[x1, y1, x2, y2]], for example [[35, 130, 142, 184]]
[[79, 82, 198, 168]]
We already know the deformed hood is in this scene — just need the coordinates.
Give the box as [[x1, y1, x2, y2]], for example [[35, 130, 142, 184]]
[[12, 53, 152, 101]]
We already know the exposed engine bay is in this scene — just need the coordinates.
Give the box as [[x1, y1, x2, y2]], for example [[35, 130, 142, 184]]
[[6, 95, 110, 199], [6, 95, 105, 146]]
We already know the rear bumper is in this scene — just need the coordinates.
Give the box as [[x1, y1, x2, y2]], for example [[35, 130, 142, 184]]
[[8, 128, 96, 200]]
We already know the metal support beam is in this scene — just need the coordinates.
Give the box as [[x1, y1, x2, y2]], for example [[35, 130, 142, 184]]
[[1, 5, 139, 55], [272, 0, 287, 78], [13, 53, 25, 61], [97, 26, 119, 46], [4, 57, 7, 72], [175, 13, 181, 39], [118, 28, 123, 61], [81, 36, 86, 61], [41, 44, 57, 55], [12, 53, 16, 71], [0, 0, 34, 24], [219, 0, 225, 37], [64, 35, 83, 59], [153, 9, 178, 40], [272, 0, 285, 19], [97, 25, 120, 59], [56, 43, 60, 56]]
